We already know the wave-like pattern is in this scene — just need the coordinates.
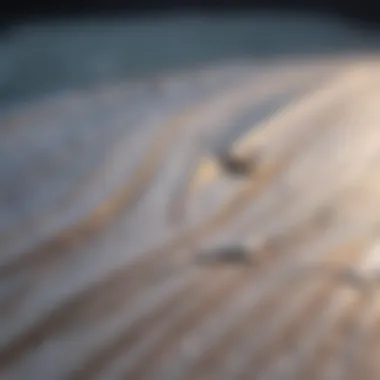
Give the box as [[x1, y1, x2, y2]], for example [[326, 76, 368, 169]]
[[1, 56, 380, 379]]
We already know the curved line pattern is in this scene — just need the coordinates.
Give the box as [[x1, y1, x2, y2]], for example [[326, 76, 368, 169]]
[[1, 56, 380, 380]]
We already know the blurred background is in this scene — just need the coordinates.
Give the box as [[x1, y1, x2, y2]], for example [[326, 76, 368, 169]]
[[0, 1, 380, 109], [1, 0, 380, 27]]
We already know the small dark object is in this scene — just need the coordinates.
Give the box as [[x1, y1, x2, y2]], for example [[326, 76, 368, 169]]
[[338, 269, 366, 287], [218, 150, 258, 176], [195, 244, 253, 265]]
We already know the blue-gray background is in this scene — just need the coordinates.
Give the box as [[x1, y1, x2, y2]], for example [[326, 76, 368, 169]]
[[0, 11, 379, 108]]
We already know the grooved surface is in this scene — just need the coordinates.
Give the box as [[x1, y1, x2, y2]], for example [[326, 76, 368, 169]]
[[1, 55, 380, 380]]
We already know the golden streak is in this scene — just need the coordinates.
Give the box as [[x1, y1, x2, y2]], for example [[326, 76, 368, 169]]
[[189, 156, 223, 193]]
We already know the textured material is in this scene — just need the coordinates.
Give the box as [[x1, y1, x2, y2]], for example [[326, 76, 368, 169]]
[[2, 55, 380, 380]]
